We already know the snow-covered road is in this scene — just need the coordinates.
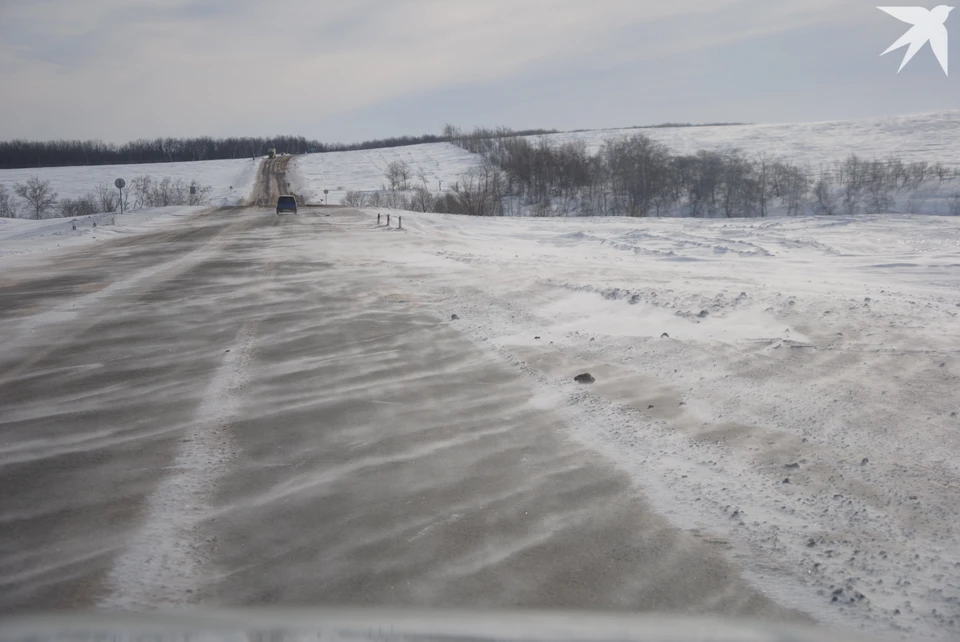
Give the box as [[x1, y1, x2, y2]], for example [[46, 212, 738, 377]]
[[0, 207, 805, 632], [1, 205, 957, 640]]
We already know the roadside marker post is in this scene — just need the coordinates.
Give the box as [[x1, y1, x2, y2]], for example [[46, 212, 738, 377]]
[[387, 214, 391, 226], [398, 216, 402, 229], [377, 213, 381, 225]]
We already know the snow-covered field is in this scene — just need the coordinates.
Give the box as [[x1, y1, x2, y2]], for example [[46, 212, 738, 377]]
[[290, 142, 483, 205], [537, 110, 960, 166], [338, 208, 960, 639], [0, 157, 260, 210]]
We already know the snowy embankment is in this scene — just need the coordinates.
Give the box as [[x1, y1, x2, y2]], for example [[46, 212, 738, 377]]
[[0, 206, 207, 260], [0, 157, 260, 207], [345, 209, 959, 639]]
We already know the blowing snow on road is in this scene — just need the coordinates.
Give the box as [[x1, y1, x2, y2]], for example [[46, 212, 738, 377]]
[[0, 192, 958, 640]]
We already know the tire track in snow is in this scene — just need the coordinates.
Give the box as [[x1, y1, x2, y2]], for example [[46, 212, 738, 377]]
[[97, 319, 260, 609]]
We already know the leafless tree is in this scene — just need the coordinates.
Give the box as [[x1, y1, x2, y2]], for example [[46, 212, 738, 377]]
[[130, 175, 152, 209], [755, 153, 771, 217], [187, 180, 213, 205], [95, 182, 119, 212], [453, 163, 504, 216], [13, 176, 58, 219], [341, 191, 370, 208], [908, 161, 928, 189], [814, 178, 836, 215], [933, 163, 948, 184], [385, 161, 411, 191], [410, 185, 433, 212], [840, 155, 866, 214], [58, 194, 99, 218], [0, 185, 16, 218], [865, 160, 894, 212]]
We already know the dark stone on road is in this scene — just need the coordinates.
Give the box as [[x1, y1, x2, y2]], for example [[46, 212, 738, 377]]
[[574, 373, 595, 384], [450, 314, 459, 321]]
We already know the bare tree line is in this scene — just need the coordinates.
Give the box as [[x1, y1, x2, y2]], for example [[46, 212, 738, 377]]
[[441, 126, 960, 218], [0, 175, 214, 220], [0, 136, 324, 169], [340, 155, 509, 216], [0, 126, 564, 170]]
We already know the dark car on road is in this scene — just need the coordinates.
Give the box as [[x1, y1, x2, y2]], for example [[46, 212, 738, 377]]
[[276, 195, 298, 215]]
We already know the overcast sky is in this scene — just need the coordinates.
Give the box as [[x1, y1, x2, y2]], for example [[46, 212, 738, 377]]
[[1, 0, 958, 143]]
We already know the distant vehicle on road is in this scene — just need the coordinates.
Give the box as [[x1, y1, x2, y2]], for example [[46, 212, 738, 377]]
[[267, 148, 277, 158], [276, 195, 298, 215]]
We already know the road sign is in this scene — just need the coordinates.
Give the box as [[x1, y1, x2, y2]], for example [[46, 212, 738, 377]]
[[323, 189, 329, 204], [115, 178, 125, 215], [190, 185, 196, 195]]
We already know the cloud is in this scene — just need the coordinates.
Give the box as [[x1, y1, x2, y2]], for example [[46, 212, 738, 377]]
[[0, 0, 953, 140]]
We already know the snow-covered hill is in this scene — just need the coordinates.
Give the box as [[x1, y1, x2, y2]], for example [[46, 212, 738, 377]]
[[534, 110, 960, 166], [0, 157, 260, 210], [289, 142, 483, 207], [289, 110, 960, 217]]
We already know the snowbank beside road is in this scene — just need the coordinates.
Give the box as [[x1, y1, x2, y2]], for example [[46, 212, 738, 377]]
[[0, 206, 207, 261]]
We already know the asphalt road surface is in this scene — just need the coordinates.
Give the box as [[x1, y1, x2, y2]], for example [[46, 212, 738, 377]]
[[253, 155, 292, 206], [0, 195, 807, 623]]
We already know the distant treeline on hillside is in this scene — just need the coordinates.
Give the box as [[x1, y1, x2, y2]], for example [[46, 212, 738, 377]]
[[0, 128, 559, 169], [567, 122, 748, 134]]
